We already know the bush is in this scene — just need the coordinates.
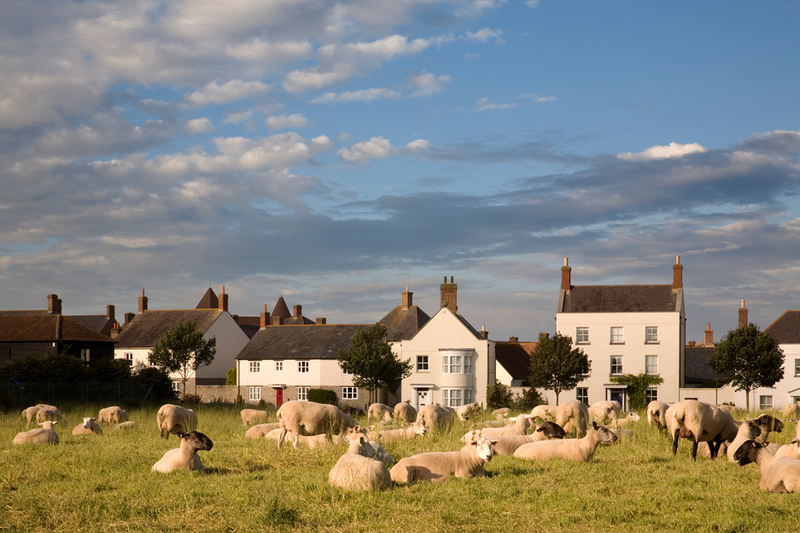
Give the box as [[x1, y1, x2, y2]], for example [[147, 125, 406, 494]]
[[511, 388, 545, 412], [226, 367, 236, 385], [308, 388, 338, 405], [486, 380, 513, 410], [130, 367, 177, 402]]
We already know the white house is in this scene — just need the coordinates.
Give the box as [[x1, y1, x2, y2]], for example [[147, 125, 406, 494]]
[[745, 309, 800, 410]]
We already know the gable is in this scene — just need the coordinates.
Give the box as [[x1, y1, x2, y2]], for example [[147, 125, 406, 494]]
[[406, 307, 483, 345], [379, 305, 431, 342], [560, 285, 679, 313], [765, 311, 800, 344]]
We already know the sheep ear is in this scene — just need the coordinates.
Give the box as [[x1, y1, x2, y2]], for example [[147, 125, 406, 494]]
[[592, 421, 598, 429]]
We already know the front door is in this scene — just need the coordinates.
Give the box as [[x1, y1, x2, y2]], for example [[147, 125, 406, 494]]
[[608, 388, 626, 411], [275, 388, 284, 408], [415, 388, 429, 410]]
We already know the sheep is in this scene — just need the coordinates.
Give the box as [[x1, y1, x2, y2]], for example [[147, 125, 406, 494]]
[[726, 419, 762, 462], [240, 409, 269, 426], [646, 401, 670, 429], [393, 402, 417, 422], [36, 408, 64, 425], [460, 414, 530, 443], [614, 412, 641, 428], [489, 422, 567, 455], [97, 406, 129, 425], [752, 413, 783, 442], [367, 420, 427, 444], [116, 421, 137, 430], [276, 400, 359, 449], [782, 402, 800, 420], [366, 403, 392, 422], [555, 400, 589, 437], [513, 422, 618, 462], [469, 419, 505, 430], [774, 438, 800, 460], [491, 407, 511, 420], [530, 405, 557, 422], [718, 404, 745, 418], [416, 404, 455, 434], [588, 401, 619, 426], [265, 428, 341, 449], [666, 400, 738, 460], [152, 431, 213, 474], [456, 403, 481, 422], [390, 437, 496, 484], [21, 406, 41, 428], [72, 417, 104, 436], [157, 404, 198, 439], [245, 422, 282, 439], [328, 434, 392, 491], [733, 439, 800, 493], [13, 421, 59, 445]]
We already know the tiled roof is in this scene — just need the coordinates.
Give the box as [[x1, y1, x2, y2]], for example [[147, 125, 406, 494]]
[[235, 316, 262, 339], [114, 309, 223, 348], [236, 324, 370, 361], [379, 305, 431, 342], [684, 346, 726, 385], [0, 315, 115, 343], [764, 311, 800, 344], [70, 315, 115, 336], [272, 297, 291, 320], [495, 341, 536, 380], [560, 285, 679, 313], [196, 288, 219, 309]]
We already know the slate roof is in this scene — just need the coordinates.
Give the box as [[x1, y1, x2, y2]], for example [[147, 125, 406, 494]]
[[196, 288, 219, 309], [0, 315, 115, 343], [272, 297, 291, 320], [560, 285, 679, 313], [236, 324, 369, 361], [495, 341, 536, 381], [764, 311, 800, 344], [379, 305, 431, 342], [114, 310, 223, 348], [684, 346, 726, 386], [235, 316, 262, 339], [70, 315, 115, 337]]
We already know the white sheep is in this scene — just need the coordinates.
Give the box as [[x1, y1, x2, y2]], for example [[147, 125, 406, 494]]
[[416, 404, 455, 434], [393, 402, 417, 422], [667, 400, 739, 460], [265, 424, 364, 449], [240, 409, 270, 426], [36, 408, 64, 425], [733, 439, 800, 493], [513, 422, 618, 462], [456, 403, 480, 422], [782, 402, 800, 420], [588, 401, 619, 426], [152, 431, 213, 474], [646, 401, 670, 429], [21, 406, 41, 428], [718, 404, 745, 418], [555, 400, 589, 437], [489, 422, 567, 455], [328, 435, 392, 491], [774, 438, 800, 460], [726, 419, 762, 462], [276, 400, 359, 449], [530, 405, 557, 422], [245, 422, 282, 439], [97, 406, 129, 425], [13, 421, 59, 445], [157, 404, 198, 439], [367, 420, 427, 444], [367, 403, 393, 422], [614, 412, 641, 428], [116, 421, 138, 430], [460, 414, 530, 443], [491, 407, 511, 419], [72, 417, 104, 436], [390, 437, 496, 484]]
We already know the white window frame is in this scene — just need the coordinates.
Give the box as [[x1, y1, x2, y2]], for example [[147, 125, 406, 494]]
[[124, 352, 133, 361], [298, 361, 309, 373], [417, 355, 429, 372], [576, 387, 589, 405], [610, 356, 623, 375], [645, 355, 658, 375], [645, 388, 658, 403], [645, 326, 659, 343], [576, 327, 589, 344], [171, 381, 180, 392], [795, 358, 800, 377], [442, 388, 473, 408], [610, 327, 624, 344], [275, 361, 283, 371], [249, 386, 261, 401], [81, 348, 91, 362], [297, 387, 309, 401], [759, 395, 773, 410], [342, 387, 358, 400], [249, 361, 260, 373], [442, 354, 472, 375]]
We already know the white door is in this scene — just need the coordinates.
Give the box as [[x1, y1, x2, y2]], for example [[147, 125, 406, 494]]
[[415, 388, 429, 410]]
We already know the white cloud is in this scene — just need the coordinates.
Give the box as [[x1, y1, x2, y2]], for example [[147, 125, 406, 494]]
[[310, 88, 401, 104], [339, 137, 394, 163], [225, 39, 313, 62], [346, 35, 431, 60], [223, 110, 255, 125], [465, 28, 504, 44], [184, 80, 270, 107], [283, 67, 354, 93], [265, 114, 315, 131], [474, 97, 518, 112], [526, 0, 542, 7], [185, 118, 215, 134], [522, 93, 557, 103], [406, 72, 452, 97], [618, 142, 708, 161]]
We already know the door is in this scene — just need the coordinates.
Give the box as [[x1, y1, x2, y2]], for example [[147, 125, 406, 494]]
[[275, 388, 284, 408], [415, 388, 429, 410], [608, 388, 626, 411]]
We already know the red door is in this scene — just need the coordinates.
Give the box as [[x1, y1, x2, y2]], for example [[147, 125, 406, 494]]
[[275, 388, 284, 408]]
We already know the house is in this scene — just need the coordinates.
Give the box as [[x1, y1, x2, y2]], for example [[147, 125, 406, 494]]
[[753, 307, 800, 409], [554, 256, 686, 408], [113, 288, 250, 395], [495, 337, 536, 394]]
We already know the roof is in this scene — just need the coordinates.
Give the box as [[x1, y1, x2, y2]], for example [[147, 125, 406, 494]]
[[235, 316, 262, 339], [272, 297, 291, 320], [560, 285, 680, 313], [70, 315, 115, 337], [379, 305, 431, 342], [764, 311, 800, 344], [236, 324, 370, 361], [0, 315, 115, 344], [114, 309, 223, 348], [196, 288, 219, 309], [495, 341, 536, 380], [684, 346, 726, 385]]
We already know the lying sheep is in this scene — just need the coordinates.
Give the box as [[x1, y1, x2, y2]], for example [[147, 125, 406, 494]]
[[588, 401, 619, 426], [157, 404, 198, 439], [733, 439, 800, 493], [367, 420, 427, 444], [72, 417, 104, 436], [726, 419, 762, 462], [752, 413, 783, 442], [556, 400, 589, 437], [240, 409, 269, 426], [245, 422, 282, 439], [36, 408, 64, 425], [393, 402, 417, 422], [667, 400, 738, 460], [490, 422, 567, 455], [13, 421, 59, 445], [116, 421, 137, 430], [457, 403, 480, 422], [513, 422, 618, 462], [416, 404, 455, 434], [390, 437, 496, 484], [461, 414, 530, 443], [646, 401, 670, 430], [328, 434, 392, 491], [367, 403, 393, 422], [774, 438, 800, 460], [276, 400, 359, 449], [491, 407, 511, 420], [152, 431, 213, 474], [266, 424, 365, 449], [614, 412, 641, 428], [782, 402, 800, 420], [98, 406, 129, 425], [530, 405, 557, 422]]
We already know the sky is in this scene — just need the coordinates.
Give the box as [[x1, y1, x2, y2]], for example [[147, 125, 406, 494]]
[[1, 0, 799, 345]]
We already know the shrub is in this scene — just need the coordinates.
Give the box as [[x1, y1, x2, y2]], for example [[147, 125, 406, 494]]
[[486, 380, 513, 410], [226, 367, 236, 385], [308, 388, 338, 405], [511, 388, 545, 411]]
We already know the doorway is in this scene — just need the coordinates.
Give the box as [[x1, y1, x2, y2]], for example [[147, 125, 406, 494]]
[[415, 388, 430, 410]]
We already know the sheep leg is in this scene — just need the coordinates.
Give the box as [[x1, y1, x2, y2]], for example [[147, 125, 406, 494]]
[[672, 429, 680, 455], [277, 427, 288, 450], [691, 441, 698, 461]]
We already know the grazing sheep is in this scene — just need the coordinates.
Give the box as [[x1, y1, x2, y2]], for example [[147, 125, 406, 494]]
[[726, 419, 762, 462], [782, 402, 800, 420], [367, 420, 427, 443], [152, 431, 213, 474], [461, 414, 530, 443], [556, 400, 589, 437], [157, 404, 198, 439], [328, 435, 392, 491], [530, 405, 557, 422], [457, 403, 480, 422], [276, 400, 359, 449], [240, 409, 269, 426], [646, 401, 670, 429], [367, 403, 393, 422], [667, 400, 738, 460], [21, 406, 41, 428], [774, 439, 800, 460], [116, 421, 137, 430], [72, 417, 104, 436], [13, 421, 59, 445], [752, 414, 783, 442], [491, 407, 511, 420], [490, 422, 567, 455], [588, 401, 620, 426], [390, 437, 496, 484], [97, 406, 129, 425], [513, 422, 618, 462], [733, 439, 800, 493], [36, 408, 64, 425], [393, 402, 417, 422], [416, 404, 455, 434], [245, 422, 282, 439]]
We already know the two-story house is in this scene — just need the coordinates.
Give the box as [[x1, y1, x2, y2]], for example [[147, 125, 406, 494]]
[[754, 309, 800, 410]]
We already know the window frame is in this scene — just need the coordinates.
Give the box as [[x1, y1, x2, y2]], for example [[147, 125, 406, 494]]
[[297, 387, 309, 401], [249, 361, 260, 373], [610, 327, 624, 344], [275, 361, 283, 371], [298, 361, 309, 373], [576, 327, 589, 344], [759, 395, 773, 410], [795, 358, 800, 377], [610, 355, 623, 375], [645, 326, 659, 344], [341, 387, 358, 400], [442, 388, 473, 408], [416, 355, 429, 372], [576, 387, 589, 405], [645, 388, 658, 403], [645, 355, 658, 375], [124, 352, 134, 361], [442, 354, 472, 375], [248, 386, 261, 401]]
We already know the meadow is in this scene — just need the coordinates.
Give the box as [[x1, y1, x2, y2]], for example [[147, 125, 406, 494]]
[[1, 403, 798, 533]]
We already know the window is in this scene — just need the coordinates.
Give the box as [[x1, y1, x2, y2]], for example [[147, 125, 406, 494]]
[[795, 359, 800, 377], [416, 355, 429, 372], [342, 387, 358, 400], [249, 361, 260, 373], [442, 388, 473, 408], [275, 361, 283, 371], [298, 361, 309, 373], [759, 395, 773, 410], [645, 355, 658, 375], [124, 352, 133, 361], [645, 326, 659, 343], [610, 356, 623, 375], [171, 381, 180, 392], [610, 327, 624, 344], [81, 348, 90, 362], [645, 388, 658, 403], [297, 387, 309, 401], [442, 354, 472, 374], [576, 387, 589, 405], [576, 327, 589, 344], [249, 386, 261, 401]]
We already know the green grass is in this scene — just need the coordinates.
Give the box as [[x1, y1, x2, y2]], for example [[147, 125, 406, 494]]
[[1, 404, 798, 532]]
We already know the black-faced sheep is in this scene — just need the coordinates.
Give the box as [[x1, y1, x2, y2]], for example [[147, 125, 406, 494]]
[[734, 439, 800, 493], [667, 400, 738, 460], [513, 422, 617, 462], [460, 414, 530, 443], [157, 404, 198, 439], [489, 422, 567, 455], [98, 406, 129, 425], [390, 437, 496, 484], [152, 431, 213, 474], [752, 413, 783, 442], [72, 417, 104, 436], [416, 404, 455, 434], [393, 402, 417, 422], [240, 409, 269, 426], [556, 400, 589, 437], [328, 434, 392, 491], [276, 400, 359, 449], [13, 421, 59, 445]]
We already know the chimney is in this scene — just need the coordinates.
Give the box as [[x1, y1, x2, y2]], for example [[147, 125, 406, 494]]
[[272, 316, 284, 326], [672, 255, 683, 291], [110, 321, 121, 340], [219, 286, 229, 312], [738, 299, 748, 329], [402, 286, 413, 310], [124, 312, 135, 325], [480, 325, 488, 340], [538, 332, 550, 342], [106, 305, 115, 322], [293, 305, 302, 318], [704, 324, 714, 347], [688, 341, 696, 347], [509, 336, 519, 343], [48, 294, 62, 315], [440, 276, 457, 311], [316, 317, 327, 324], [561, 258, 572, 292], [260, 305, 270, 329], [138, 289, 148, 313]]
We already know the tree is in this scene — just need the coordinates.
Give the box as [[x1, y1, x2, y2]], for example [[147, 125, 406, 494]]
[[610, 374, 663, 410], [148, 321, 216, 398], [486, 380, 513, 410], [338, 323, 412, 405], [708, 323, 784, 411], [529, 332, 591, 405]]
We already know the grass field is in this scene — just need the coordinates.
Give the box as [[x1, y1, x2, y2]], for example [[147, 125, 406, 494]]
[[1, 403, 798, 533]]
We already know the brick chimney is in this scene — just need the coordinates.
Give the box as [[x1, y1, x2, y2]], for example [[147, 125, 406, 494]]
[[738, 299, 748, 329], [272, 316, 284, 326], [316, 317, 327, 324], [509, 336, 519, 343], [47, 294, 62, 315], [138, 289, 148, 313], [704, 324, 714, 347], [672, 255, 683, 291], [561, 258, 572, 292], [110, 321, 121, 339], [124, 312, 135, 325], [219, 286, 229, 312], [260, 305, 270, 328], [106, 305, 115, 322], [402, 287, 413, 310], [293, 305, 303, 319], [440, 276, 457, 311], [480, 325, 488, 339]]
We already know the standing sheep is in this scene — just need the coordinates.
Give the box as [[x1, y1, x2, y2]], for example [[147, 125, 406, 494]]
[[733, 439, 800, 493], [240, 409, 269, 426], [667, 400, 738, 460], [588, 401, 619, 426], [556, 400, 589, 437], [98, 406, 129, 425], [157, 404, 198, 439], [394, 402, 417, 422], [390, 437, 496, 484], [416, 404, 455, 434], [513, 422, 618, 462], [328, 435, 392, 491], [530, 405, 557, 422], [152, 431, 213, 474], [72, 417, 104, 436], [367, 403, 393, 422], [276, 400, 359, 449], [36, 408, 64, 425], [13, 421, 59, 445], [646, 401, 670, 430], [456, 403, 480, 422]]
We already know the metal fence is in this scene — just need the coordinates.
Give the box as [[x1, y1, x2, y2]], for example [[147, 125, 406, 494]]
[[2, 381, 168, 406]]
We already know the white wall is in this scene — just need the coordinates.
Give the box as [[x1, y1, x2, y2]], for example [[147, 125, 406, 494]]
[[733, 342, 800, 410]]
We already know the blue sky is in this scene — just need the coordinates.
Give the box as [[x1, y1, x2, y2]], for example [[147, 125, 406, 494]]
[[1, 0, 799, 344]]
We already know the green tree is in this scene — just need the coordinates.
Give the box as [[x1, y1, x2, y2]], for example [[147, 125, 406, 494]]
[[338, 323, 412, 405], [610, 374, 663, 409], [148, 321, 216, 398], [486, 380, 513, 410], [529, 332, 591, 405], [226, 367, 237, 386], [708, 323, 784, 411]]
